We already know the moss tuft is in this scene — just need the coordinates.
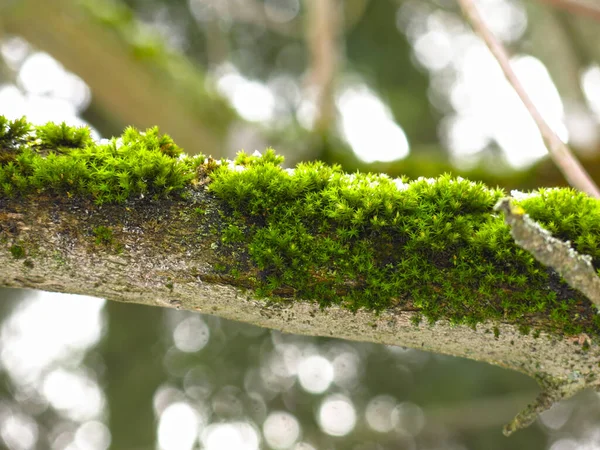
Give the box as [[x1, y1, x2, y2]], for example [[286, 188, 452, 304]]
[[9, 244, 25, 259], [0, 117, 31, 149], [36, 122, 93, 150], [93, 226, 114, 245], [0, 117, 32, 166], [0, 117, 204, 204]]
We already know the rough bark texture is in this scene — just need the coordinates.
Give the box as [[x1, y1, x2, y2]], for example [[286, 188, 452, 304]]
[[1, 191, 599, 434]]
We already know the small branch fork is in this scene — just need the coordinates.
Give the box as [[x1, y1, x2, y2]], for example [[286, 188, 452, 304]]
[[457, 0, 600, 199]]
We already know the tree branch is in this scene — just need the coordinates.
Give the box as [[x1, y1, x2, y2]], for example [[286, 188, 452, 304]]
[[2, 118, 600, 434], [305, 0, 341, 133]]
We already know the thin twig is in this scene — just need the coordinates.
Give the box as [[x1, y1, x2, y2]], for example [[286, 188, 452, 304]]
[[457, 0, 600, 199], [538, 0, 600, 22]]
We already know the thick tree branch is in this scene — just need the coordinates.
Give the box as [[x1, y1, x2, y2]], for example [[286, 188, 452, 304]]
[[1, 118, 600, 434], [1, 192, 599, 436]]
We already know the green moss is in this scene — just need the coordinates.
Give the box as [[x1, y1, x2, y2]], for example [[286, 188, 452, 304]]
[[208, 150, 600, 336], [93, 226, 114, 245], [493, 326, 500, 339], [519, 325, 531, 336], [222, 223, 245, 244], [0, 117, 32, 166], [3, 117, 600, 337], [36, 122, 93, 150], [0, 117, 204, 204], [9, 244, 25, 259], [0, 117, 31, 149], [214, 263, 227, 273]]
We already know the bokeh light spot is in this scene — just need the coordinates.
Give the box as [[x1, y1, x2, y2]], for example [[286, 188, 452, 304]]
[[365, 395, 397, 433], [338, 86, 409, 163], [173, 316, 210, 353], [201, 422, 259, 450], [317, 394, 356, 437], [158, 402, 200, 450], [263, 411, 300, 449], [297, 355, 333, 394]]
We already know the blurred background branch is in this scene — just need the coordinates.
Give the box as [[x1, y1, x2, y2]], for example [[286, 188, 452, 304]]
[[304, 0, 341, 134], [0, 0, 238, 157], [537, 0, 600, 22]]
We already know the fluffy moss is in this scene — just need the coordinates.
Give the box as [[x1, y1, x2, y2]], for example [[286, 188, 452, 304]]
[[208, 150, 600, 335], [9, 243, 25, 259], [93, 226, 114, 245], [2, 117, 600, 336], [0, 117, 204, 204]]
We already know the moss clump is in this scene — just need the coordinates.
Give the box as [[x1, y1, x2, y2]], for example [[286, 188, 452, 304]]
[[0, 117, 204, 204], [36, 122, 94, 150], [0, 117, 31, 150], [209, 150, 600, 335], [0, 117, 32, 165], [221, 223, 246, 244], [517, 189, 600, 264], [93, 226, 114, 245], [9, 244, 25, 259]]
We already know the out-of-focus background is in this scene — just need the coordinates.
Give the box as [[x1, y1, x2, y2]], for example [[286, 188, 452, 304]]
[[1, 0, 600, 448]]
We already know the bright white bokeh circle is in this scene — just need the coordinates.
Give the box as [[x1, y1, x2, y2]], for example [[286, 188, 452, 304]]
[[263, 411, 301, 449], [317, 394, 356, 437], [297, 355, 334, 394]]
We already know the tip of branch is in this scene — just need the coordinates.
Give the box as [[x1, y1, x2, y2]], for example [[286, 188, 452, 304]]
[[503, 376, 587, 436]]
